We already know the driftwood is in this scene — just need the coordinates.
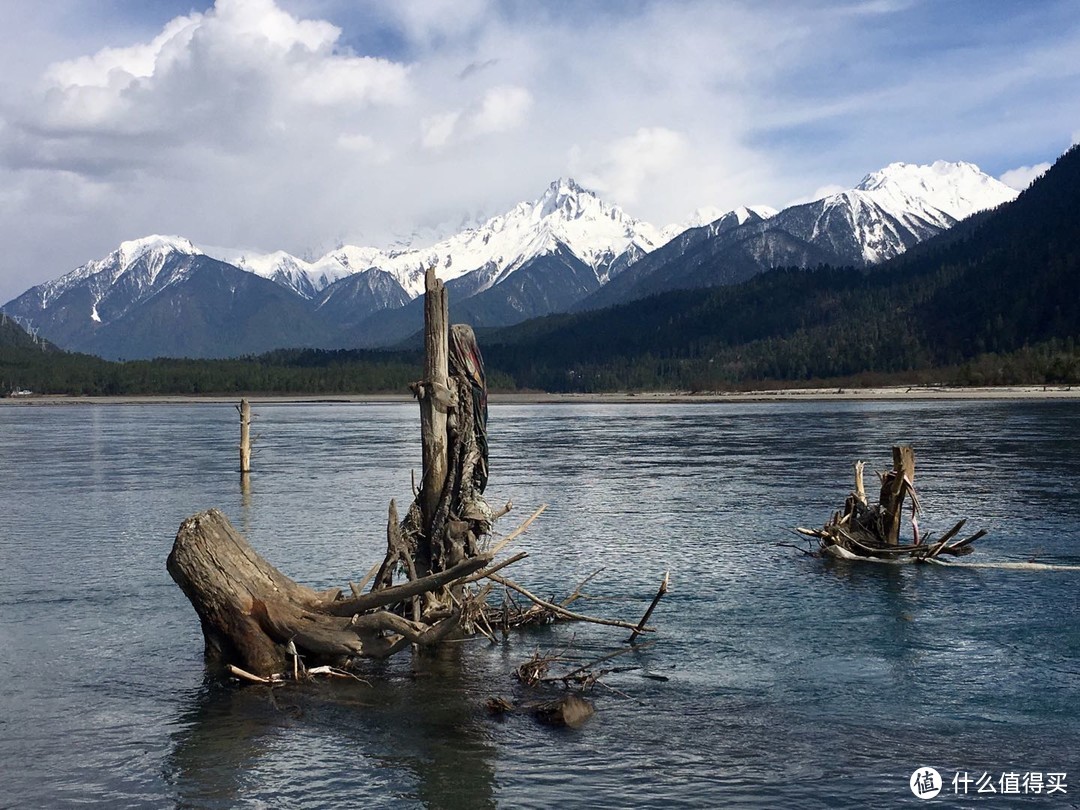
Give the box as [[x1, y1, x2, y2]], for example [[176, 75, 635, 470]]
[[796, 445, 988, 561], [168, 267, 667, 683], [487, 694, 596, 729]]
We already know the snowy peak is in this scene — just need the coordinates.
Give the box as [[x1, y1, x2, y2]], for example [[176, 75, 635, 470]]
[[38, 234, 199, 308], [662, 204, 778, 242], [200, 245, 353, 299], [537, 177, 593, 218], [731, 205, 779, 225], [804, 160, 1019, 264], [114, 234, 198, 268], [852, 160, 1018, 224], [308, 177, 669, 299]]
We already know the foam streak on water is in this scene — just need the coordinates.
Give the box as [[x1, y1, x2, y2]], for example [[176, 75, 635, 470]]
[[1, 400, 1078, 808]]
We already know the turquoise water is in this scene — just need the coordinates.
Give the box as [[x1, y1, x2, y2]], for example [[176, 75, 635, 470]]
[[1, 400, 1078, 807]]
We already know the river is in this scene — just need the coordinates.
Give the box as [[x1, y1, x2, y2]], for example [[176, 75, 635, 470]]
[[1, 400, 1077, 807]]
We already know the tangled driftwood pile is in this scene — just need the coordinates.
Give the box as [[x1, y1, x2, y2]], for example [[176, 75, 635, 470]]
[[796, 446, 987, 561], [168, 269, 666, 708]]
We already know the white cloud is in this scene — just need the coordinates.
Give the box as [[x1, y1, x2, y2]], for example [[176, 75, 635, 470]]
[[998, 163, 1052, 190], [292, 56, 411, 106], [784, 184, 848, 207], [420, 111, 461, 149], [582, 127, 689, 205], [21, 0, 410, 141], [44, 13, 202, 88], [468, 85, 532, 136], [381, 0, 493, 46], [419, 85, 530, 149]]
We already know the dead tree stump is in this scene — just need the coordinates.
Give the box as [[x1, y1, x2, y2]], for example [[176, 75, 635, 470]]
[[168, 266, 505, 678], [797, 445, 987, 561], [168, 268, 660, 686]]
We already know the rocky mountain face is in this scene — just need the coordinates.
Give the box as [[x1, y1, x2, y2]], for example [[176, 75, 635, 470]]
[[2, 163, 1017, 358]]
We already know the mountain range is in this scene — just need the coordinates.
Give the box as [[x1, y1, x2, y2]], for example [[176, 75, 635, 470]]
[[1, 162, 1017, 359], [480, 145, 1080, 391]]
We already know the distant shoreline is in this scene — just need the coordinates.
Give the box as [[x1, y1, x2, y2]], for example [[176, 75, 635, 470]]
[[2, 385, 1078, 406]]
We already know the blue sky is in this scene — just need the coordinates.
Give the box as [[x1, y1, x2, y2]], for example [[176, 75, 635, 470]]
[[0, 0, 1076, 302]]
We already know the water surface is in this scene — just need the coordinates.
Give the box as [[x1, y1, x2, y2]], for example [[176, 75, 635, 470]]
[[1, 400, 1077, 807]]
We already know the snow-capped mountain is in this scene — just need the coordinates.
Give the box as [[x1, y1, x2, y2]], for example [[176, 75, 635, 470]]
[[288, 178, 667, 297], [580, 160, 1017, 310], [3, 179, 674, 356], [348, 177, 668, 296], [197, 177, 667, 306], [811, 160, 1017, 264], [200, 246, 354, 300], [2, 235, 331, 358], [662, 204, 778, 241], [1, 162, 1021, 357], [30, 235, 201, 321]]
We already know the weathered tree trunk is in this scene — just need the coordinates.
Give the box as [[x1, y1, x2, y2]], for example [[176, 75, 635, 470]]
[[880, 445, 915, 546], [167, 509, 481, 677], [418, 267, 450, 563]]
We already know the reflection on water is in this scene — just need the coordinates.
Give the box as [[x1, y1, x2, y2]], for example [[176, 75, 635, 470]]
[[1, 400, 1079, 808], [167, 645, 498, 809]]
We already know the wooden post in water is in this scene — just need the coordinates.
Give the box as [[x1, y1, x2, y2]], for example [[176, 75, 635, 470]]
[[418, 268, 450, 544], [238, 398, 252, 475]]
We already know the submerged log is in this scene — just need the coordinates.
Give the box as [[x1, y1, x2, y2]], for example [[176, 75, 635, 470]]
[[798, 445, 987, 561]]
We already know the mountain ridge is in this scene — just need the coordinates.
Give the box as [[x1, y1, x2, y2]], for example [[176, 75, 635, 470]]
[[576, 160, 1017, 311], [3, 160, 1018, 359]]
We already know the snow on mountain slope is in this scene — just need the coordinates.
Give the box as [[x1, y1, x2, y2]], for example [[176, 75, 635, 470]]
[[4, 160, 1022, 352], [35, 235, 200, 312], [855, 161, 1017, 224], [201, 245, 353, 299], [23, 234, 207, 328], [821, 161, 1019, 263], [665, 204, 778, 238], [199, 178, 668, 302], [318, 178, 670, 299]]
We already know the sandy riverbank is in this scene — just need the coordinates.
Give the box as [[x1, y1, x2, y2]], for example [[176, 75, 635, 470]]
[[2, 385, 1078, 406]]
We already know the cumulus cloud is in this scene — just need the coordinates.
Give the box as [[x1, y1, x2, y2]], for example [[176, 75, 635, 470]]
[[17, 0, 410, 149], [999, 163, 1052, 190]]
